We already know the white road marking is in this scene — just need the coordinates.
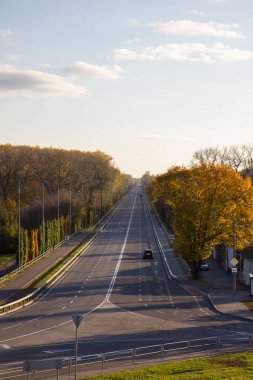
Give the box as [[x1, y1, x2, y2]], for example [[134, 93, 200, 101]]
[[105, 197, 136, 302], [70, 300, 73, 304], [43, 349, 74, 354], [0, 344, 10, 349], [62, 306, 66, 310]]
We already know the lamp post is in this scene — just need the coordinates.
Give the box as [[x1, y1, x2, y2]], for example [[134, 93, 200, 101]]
[[57, 186, 60, 242], [18, 179, 21, 268], [42, 184, 45, 253], [69, 187, 72, 235]]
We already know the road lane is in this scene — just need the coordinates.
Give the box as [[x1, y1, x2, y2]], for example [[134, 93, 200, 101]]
[[1, 187, 253, 376]]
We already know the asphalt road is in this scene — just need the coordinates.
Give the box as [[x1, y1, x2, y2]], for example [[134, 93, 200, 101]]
[[1, 186, 253, 378]]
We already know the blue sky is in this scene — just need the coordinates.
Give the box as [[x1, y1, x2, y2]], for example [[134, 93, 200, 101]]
[[0, 0, 253, 177]]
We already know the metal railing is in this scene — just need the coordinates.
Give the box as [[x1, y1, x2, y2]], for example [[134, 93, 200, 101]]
[[0, 240, 65, 287], [1, 334, 252, 379], [0, 194, 128, 316]]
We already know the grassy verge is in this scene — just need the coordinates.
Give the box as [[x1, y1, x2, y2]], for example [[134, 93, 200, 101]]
[[33, 234, 95, 288], [82, 351, 253, 380]]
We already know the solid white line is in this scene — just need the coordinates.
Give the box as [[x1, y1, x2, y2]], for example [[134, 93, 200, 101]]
[[105, 197, 136, 302]]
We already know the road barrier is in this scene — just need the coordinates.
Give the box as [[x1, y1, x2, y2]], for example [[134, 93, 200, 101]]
[[0, 334, 252, 379], [145, 199, 178, 281], [0, 240, 65, 287], [0, 194, 128, 316]]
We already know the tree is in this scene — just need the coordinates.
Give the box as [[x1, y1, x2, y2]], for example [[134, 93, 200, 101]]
[[151, 164, 253, 278]]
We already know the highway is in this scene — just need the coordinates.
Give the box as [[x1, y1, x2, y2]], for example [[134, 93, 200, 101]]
[[1, 186, 253, 377]]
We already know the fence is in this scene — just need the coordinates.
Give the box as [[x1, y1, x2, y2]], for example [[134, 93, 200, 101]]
[[0, 334, 252, 379], [0, 194, 128, 316]]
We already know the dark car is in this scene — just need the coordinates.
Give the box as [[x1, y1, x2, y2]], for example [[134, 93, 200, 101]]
[[200, 263, 209, 271], [143, 249, 153, 259]]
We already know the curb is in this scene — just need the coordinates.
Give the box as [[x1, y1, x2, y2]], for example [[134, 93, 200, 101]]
[[207, 293, 253, 323]]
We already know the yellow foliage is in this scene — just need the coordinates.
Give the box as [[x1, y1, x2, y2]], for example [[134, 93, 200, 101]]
[[151, 164, 253, 275]]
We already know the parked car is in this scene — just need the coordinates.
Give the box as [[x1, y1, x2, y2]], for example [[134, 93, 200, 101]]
[[143, 249, 153, 259], [200, 263, 209, 271]]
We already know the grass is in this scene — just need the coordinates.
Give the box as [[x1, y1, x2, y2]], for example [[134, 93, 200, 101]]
[[0, 254, 16, 265], [33, 234, 95, 288], [81, 352, 253, 380]]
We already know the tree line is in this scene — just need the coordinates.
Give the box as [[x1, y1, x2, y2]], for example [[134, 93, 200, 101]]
[[0, 144, 134, 264], [148, 144, 253, 278]]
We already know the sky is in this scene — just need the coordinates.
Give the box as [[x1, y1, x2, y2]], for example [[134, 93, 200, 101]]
[[0, 0, 253, 177]]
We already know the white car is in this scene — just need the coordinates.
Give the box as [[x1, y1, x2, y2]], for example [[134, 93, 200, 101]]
[[200, 263, 209, 271]]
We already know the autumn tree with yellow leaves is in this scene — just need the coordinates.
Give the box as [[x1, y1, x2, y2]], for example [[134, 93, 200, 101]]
[[150, 164, 253, 278]]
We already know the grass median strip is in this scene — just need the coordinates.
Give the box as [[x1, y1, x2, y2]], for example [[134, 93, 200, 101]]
[[82, 352, 253, 380]]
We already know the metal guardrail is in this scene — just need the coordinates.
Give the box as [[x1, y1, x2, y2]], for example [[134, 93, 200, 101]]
[[0, 194, 128, 316], [1, 334, 252, 379], [0, 240, 65, 287]]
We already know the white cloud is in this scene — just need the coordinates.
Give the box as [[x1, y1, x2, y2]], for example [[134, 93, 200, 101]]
[[125, 37, 141, 45], [139, 134, 199, 141], [0, 64, 87, 97], [188, 10, 205, 17], [62, 61, 125, 79], [149, 20, 244, 39], [6, 53, 22, 61], [0, 29, 12, 42], [39, 63, 53, 68], [113, 43, 253, 63]]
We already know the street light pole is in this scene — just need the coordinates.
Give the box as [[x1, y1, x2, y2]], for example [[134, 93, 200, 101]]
[[42, 184, 45, 253], [57, 186, 60, 242], [69, 187, 72, 235], [18, 179, 21, 268]]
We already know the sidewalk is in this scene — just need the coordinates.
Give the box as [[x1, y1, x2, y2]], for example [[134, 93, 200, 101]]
[[182, 256, 253, 321], [200, 257, 253, 321], [0, 231, 90, 305]]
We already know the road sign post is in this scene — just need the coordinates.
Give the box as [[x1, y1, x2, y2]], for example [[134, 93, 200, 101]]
[[72, 315, 83, 380], [230, 258, 238, 295]]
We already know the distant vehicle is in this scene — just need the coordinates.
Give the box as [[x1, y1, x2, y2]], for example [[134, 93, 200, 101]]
[[200, 263, 209, 271], [143, 249, 153, 260], [140, 194, 143, 198], [170, 234, 175, 241]]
